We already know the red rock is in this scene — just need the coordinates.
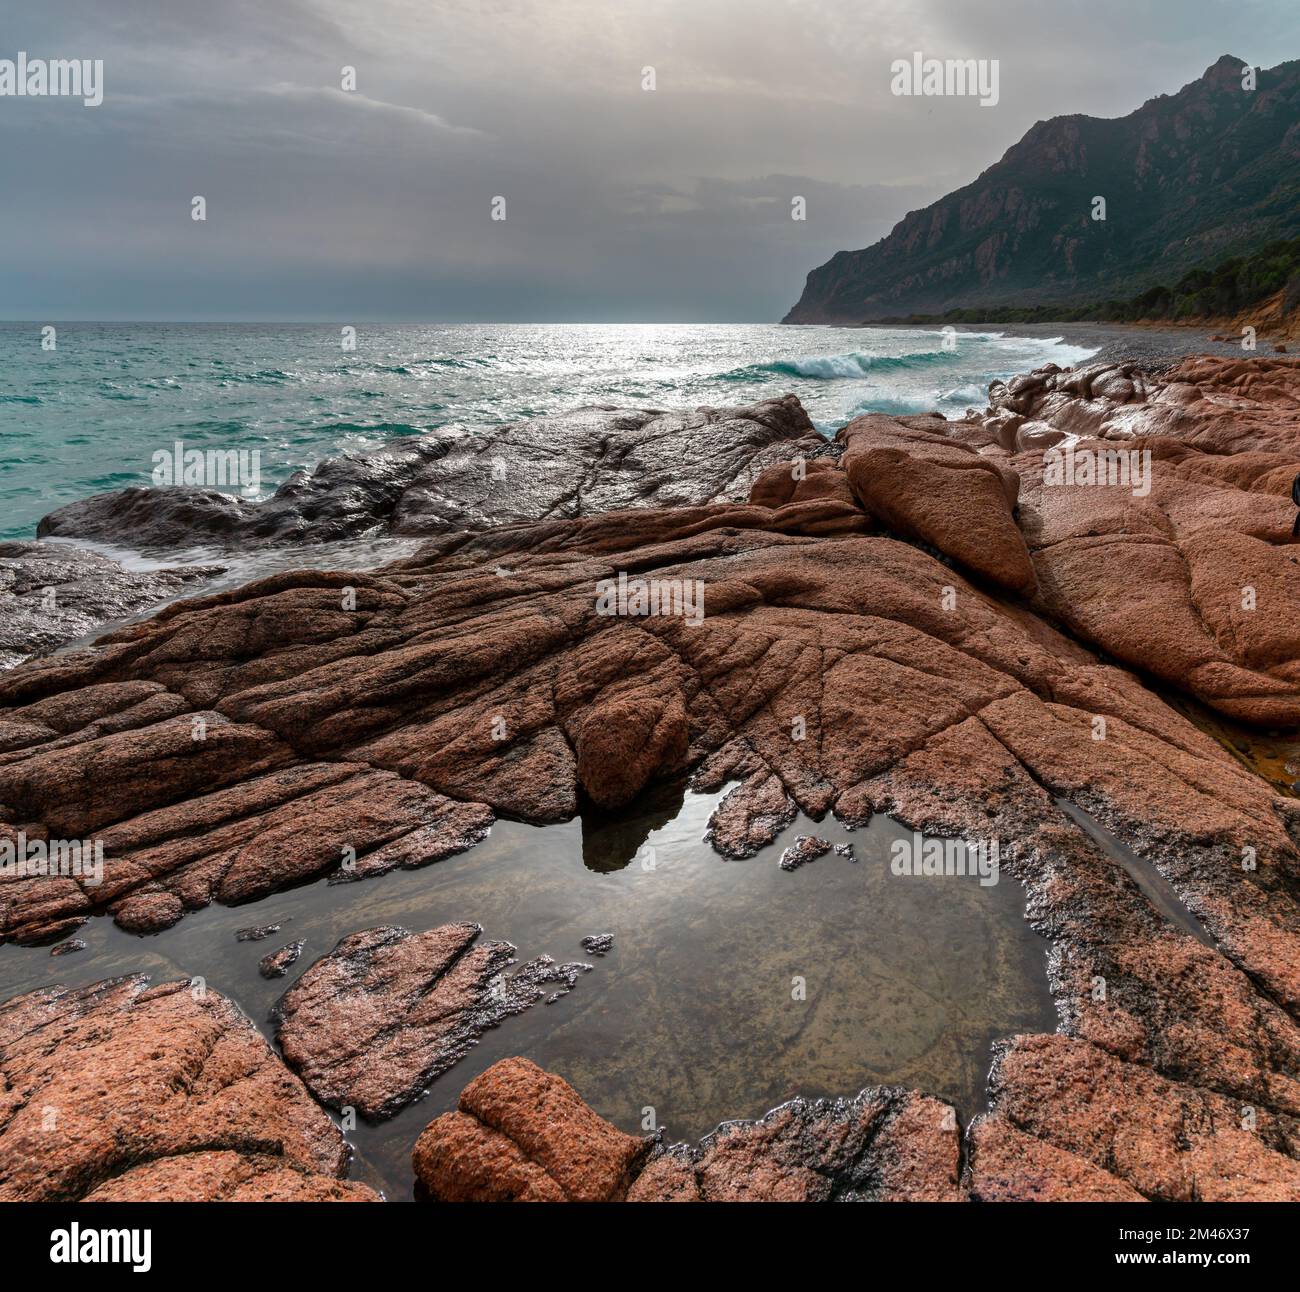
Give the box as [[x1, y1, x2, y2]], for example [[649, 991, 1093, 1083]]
[[838, 413, 1037, 594], [416, 1059, 960, 1203], [989, 1034, 1300, 1201], [413, 1058, 648, 1201], [83, 1151, 378, 1202], [968, 1115, 1145, 1201], [0, 975, 376, 1202], [274, 925, 588, 1120]]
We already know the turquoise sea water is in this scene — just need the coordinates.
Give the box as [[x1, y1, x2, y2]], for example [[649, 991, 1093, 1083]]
[[0, 322, 1097, 542]]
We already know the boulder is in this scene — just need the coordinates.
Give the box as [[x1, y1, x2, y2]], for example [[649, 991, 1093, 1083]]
[[0, 975, 377, 1202], [413, 1057, 648, 1201], [38, 397, 832, 551], [273, 924, 589, 1120]]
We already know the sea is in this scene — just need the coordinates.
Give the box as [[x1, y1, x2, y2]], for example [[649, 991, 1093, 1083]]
[[0, 322, 1100, 545]]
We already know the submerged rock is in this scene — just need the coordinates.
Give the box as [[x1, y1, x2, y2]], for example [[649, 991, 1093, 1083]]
[[580, 933, 614, 956], [273, 923, 589, 1121], [777, 834, 832, 871], [0, 975, 377, 1202], [235, 920, 285, 942], [259, 939, 305, 979], [0, 541, 218, 670]]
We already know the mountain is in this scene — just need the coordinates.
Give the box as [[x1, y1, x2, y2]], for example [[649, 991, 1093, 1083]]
[[783, 55, 1300, 324]]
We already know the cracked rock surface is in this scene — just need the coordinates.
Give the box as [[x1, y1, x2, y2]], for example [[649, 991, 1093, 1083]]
[[2, 359, 1300, 1200], [274, 923, 589, 1121], [0, 975, 378, 1202], [413, 1056, 961, 1202]]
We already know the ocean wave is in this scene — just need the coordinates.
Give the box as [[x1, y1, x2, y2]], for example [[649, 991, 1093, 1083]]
[[312, 421, 433, 437], [721, 349, 954, 381]]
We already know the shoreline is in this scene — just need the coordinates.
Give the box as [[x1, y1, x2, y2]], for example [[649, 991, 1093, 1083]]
[[2, 351, 1299, 1203]]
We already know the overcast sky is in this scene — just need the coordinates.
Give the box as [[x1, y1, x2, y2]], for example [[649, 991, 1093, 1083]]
[[3, 0, 1296, 322]]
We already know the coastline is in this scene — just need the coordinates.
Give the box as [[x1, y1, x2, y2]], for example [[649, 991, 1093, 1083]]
[[2, 347, 1299, 1202]]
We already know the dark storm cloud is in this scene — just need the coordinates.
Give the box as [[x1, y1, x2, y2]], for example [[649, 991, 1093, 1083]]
[[1, 0, 1296, 320]]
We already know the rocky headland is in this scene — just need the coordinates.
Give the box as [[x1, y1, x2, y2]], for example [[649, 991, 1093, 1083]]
[[2, 357, 1299, 1201]]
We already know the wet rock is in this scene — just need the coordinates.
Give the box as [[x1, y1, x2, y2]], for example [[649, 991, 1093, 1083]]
[[416, 1059, 961, 1203], [38, 398, 831, 552], [833, 842, 856, 860], [259, 939, 305, 979], [634, 1087, 963, 1202], [236, 920, 285, 942], [987, 1034, 1300, 1201], [705, 772, 799, 859], [580, 933, 614, 957], [0, 541, 218, 670], [0, 975, 375, 1201], [778, 834, 832, 871], [48, 938, 85, 957], [273, 924, 589, 1120], [413, 1057, 650, 1201]]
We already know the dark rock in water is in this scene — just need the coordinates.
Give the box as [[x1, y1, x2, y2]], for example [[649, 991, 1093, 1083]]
[[273, 923, 589, 1121], [36, 397, 830, 553], [0, 541, 219, 670], [833, 842, 856, 860], [48, 938, 86, 957], [414, 1057, 650, 1202], [0, 975, 378, 1201], [235, 920, 285, 942], [705, 771, 800, 859], [777, 835, 832, 871], [259, 939, 305, 979], [580, 933, 614, 957]]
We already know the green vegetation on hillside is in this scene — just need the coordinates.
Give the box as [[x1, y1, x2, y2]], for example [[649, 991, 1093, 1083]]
[[881, 239, 1300, 326]]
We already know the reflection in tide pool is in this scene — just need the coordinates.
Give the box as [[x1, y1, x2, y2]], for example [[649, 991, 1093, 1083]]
[[0, 782, 1056, 1199]]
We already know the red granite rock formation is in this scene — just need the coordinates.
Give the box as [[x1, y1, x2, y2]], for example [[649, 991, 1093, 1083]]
[[413, 1057, 960, 1202], [2, 363, 1299, 1202], [274, 923, 589, 1120], [0, 975, 378, 1202], [413, 1058, 649, 1201]]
